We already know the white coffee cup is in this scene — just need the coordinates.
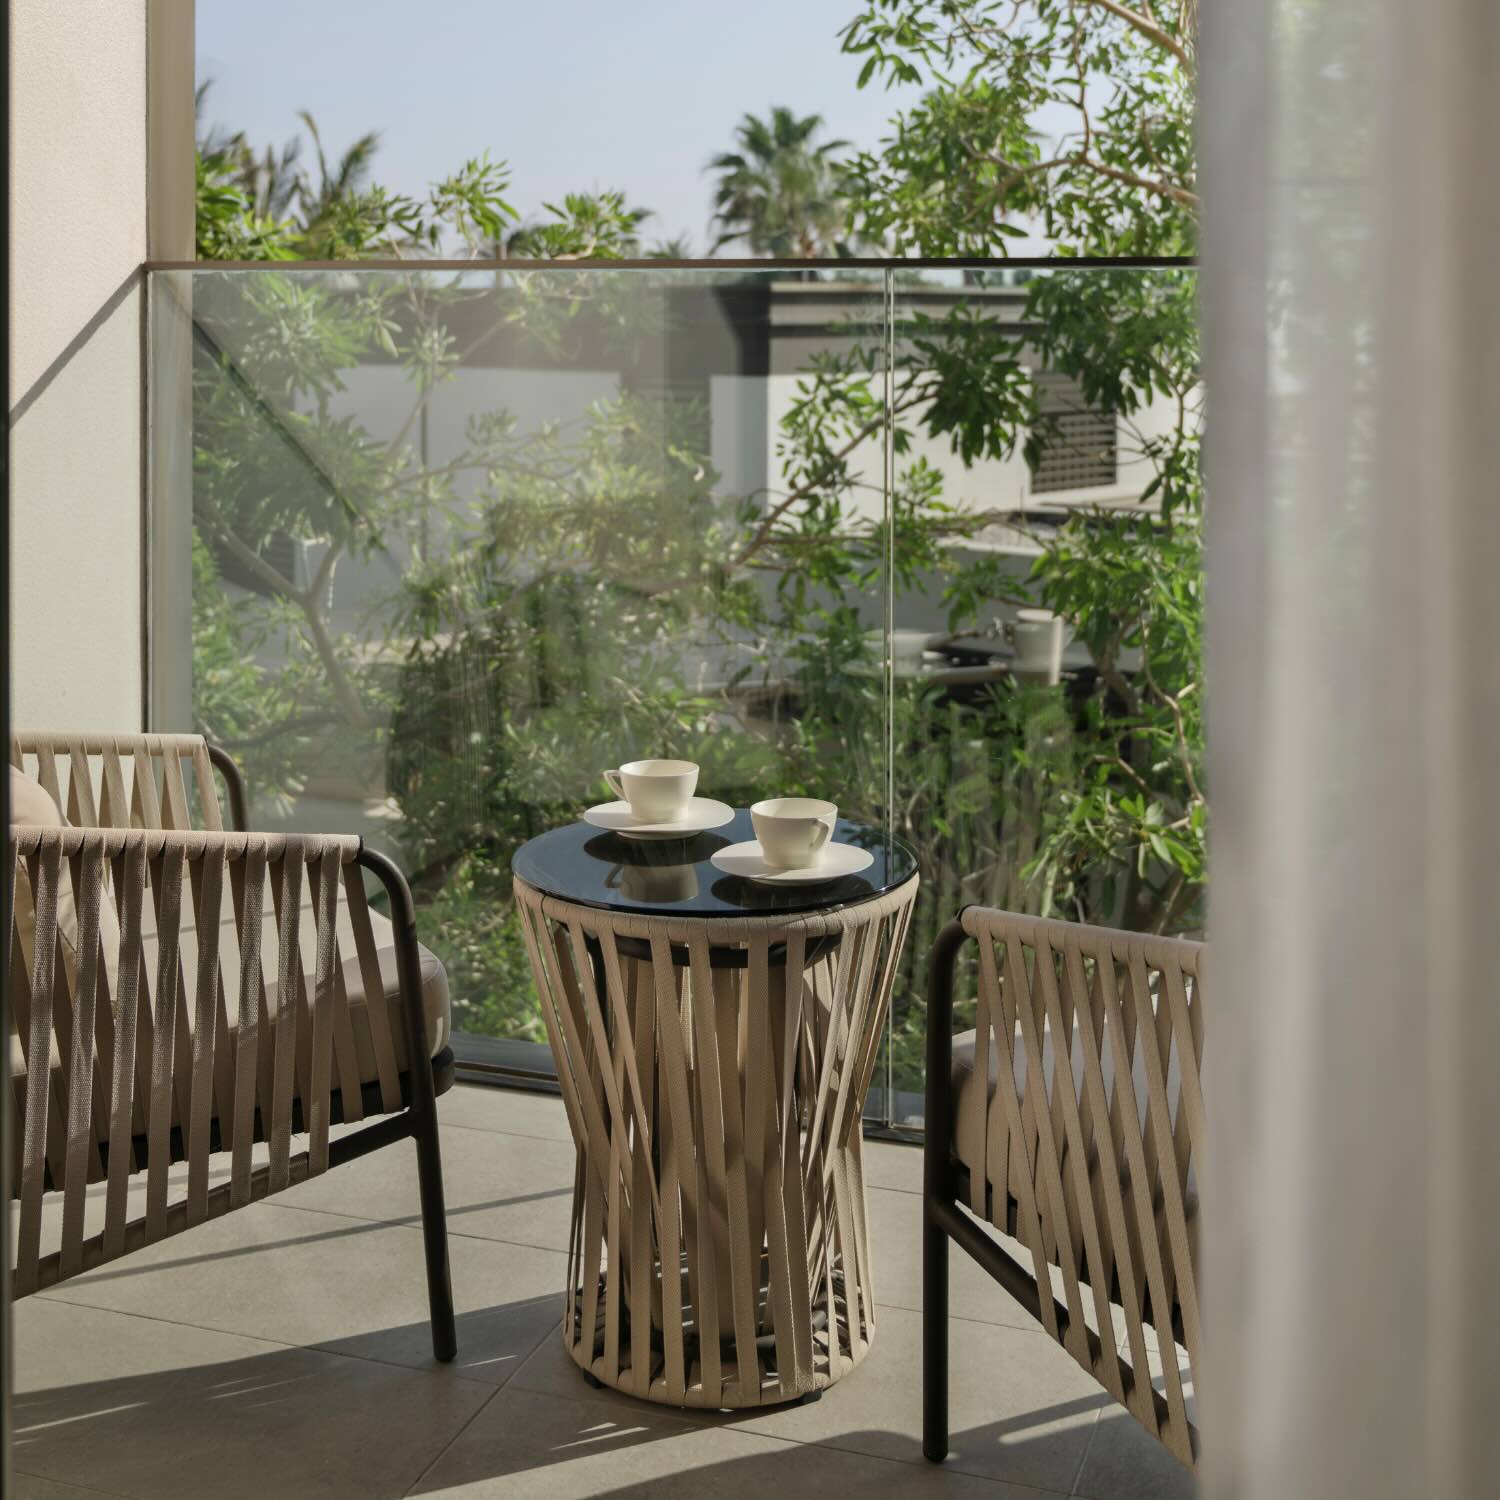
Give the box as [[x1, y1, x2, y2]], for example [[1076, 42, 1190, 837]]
[[603, 759, 698, 822], [751, 797, 837, 869], [1005, 608, 1065, 681], [865, 628, 937, 672]]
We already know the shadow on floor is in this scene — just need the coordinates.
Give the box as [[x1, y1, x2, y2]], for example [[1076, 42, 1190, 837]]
[[13, 1302, 1196, 1500], [12, 1301, 561, 1500]]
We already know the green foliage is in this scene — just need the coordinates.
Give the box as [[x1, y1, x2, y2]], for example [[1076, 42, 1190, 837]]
[[506, 192, 653, 260], [841, 0, 1197, 255], [195, 151, 299, 261], [195, 100, 645, 263], [709, 108, 854, 257], [189, 15, 1202, 1100], [190, 534, 294, 786]]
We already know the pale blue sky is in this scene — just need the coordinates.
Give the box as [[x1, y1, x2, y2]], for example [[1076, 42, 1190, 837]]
[[196, 0, 930, 252]]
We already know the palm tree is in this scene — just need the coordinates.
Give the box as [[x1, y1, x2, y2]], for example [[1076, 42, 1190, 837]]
[[708, 107, 851, 258], [196, 85, 379, 236], [294, 111, 381, 232]]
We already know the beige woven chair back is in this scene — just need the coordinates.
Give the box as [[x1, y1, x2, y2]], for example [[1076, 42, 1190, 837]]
[[958, 907, 1204, 1465], [11, 731, 226, 832], [7, 735, 408, 1297]]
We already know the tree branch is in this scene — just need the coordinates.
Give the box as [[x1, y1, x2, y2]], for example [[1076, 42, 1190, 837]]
[[197, 503, 299, 599], [1080, 154, 1199, 209], [1080, 0, 1195, 76], [198, 501, 372, 732], [299, 597, 373, 731], [219, 710, 343, 752], [1091, 623, 1142, 718], [1139, 652, 1203, 803], [729, 388, 922, 570]]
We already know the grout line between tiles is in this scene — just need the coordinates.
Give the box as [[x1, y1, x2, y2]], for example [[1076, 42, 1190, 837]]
[[399, 1315, 559, 1500], [402, 1389, 507, 1498], [221, 1190, 577, 1257], [1066, 1402, 1106, 1498], [871, 1292, 1043, 1335], [424, 1117, 572, 1145], [434, 1109, 572, 1146], [22, 1194, 577, 1271], [23, 1290, 517, 1390], [12, 1471, 130, 1500]]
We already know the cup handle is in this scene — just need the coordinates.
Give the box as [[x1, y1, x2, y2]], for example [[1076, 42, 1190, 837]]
[[810, 821, 833, 854], [603, 768, 624, 801]]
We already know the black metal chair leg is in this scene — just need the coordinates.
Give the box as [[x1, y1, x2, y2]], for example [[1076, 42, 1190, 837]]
[[359, 846, 458, 1363], [923, 1206, 950, 1461], [213, 750, 458, 1361], [413, 1081, 458, 1362], [923, 915, 967, 1464]]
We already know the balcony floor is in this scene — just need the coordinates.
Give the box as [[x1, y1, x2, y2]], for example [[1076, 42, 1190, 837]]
[[11, 1085, 1194, 1499]]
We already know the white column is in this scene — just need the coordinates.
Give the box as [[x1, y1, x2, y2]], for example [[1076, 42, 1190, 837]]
[[9, 0, 150, 733]]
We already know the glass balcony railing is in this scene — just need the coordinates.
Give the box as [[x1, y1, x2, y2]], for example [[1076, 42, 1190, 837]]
[[148, 261, 1201, 1126]]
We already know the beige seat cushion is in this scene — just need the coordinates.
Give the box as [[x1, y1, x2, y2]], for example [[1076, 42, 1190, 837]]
[[9, 765, 123, 997], [163, 883, 451, 1071], [950, 1021, 1197, 1288], [10, 764, 64, 826]]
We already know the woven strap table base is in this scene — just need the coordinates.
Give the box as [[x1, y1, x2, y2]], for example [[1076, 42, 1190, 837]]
[[516, 876, 917, 1408], [566, 1233, 864, 1405]]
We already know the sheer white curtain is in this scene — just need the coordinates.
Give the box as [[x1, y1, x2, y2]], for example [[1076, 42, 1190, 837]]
[[1201, 1, 1500, 1494]]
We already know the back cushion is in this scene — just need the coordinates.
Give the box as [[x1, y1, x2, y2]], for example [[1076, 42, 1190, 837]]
[[10, 765, 122, 1009]]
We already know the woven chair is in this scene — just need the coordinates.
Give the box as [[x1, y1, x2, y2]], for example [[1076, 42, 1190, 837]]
[[6, 731, 457, 1361], [923, 907, 1204, 1469]]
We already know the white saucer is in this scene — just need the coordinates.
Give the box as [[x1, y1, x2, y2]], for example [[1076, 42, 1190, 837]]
[[710, 839, 876, 885], [583, 797, 735, 841]]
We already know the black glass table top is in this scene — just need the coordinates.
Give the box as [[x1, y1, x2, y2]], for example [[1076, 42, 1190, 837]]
[[512, 810, 917, 919]]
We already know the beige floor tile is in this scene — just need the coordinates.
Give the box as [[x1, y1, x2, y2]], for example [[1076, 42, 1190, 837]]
[[1073, 1406, 1196, 1500], [277, 1122, 577, 1253], [12, 1080, 1187, 1498], [11, 1099, 574, 1265], [411, 1383, 1059, 1499], [865, 1186, 1040, 1331], [511, 1303, 1104, 1496], [736, 1306, 1107, 1491], [439, 1084, 572, 1141], [861, 1133, 924, 1194], [12, 1477, 127, 1500], [35, 1201, 567, 1385], [12, 1298, 493, 1500]]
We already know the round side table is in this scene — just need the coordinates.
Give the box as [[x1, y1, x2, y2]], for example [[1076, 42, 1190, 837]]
[[512, 812, 917, 1409]]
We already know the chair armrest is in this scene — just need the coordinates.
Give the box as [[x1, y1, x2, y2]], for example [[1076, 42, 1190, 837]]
[[925, 916, 972, 1201], [206, 743, 248, 832], [8, 824, 356, 863]]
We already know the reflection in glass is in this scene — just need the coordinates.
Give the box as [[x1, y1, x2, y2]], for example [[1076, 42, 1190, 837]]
[[174, 266, 890, 1052], [164, 263, 1200, 1127]]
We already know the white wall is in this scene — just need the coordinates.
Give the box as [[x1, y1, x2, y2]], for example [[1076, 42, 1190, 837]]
[[9, 0, 148, 732]]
